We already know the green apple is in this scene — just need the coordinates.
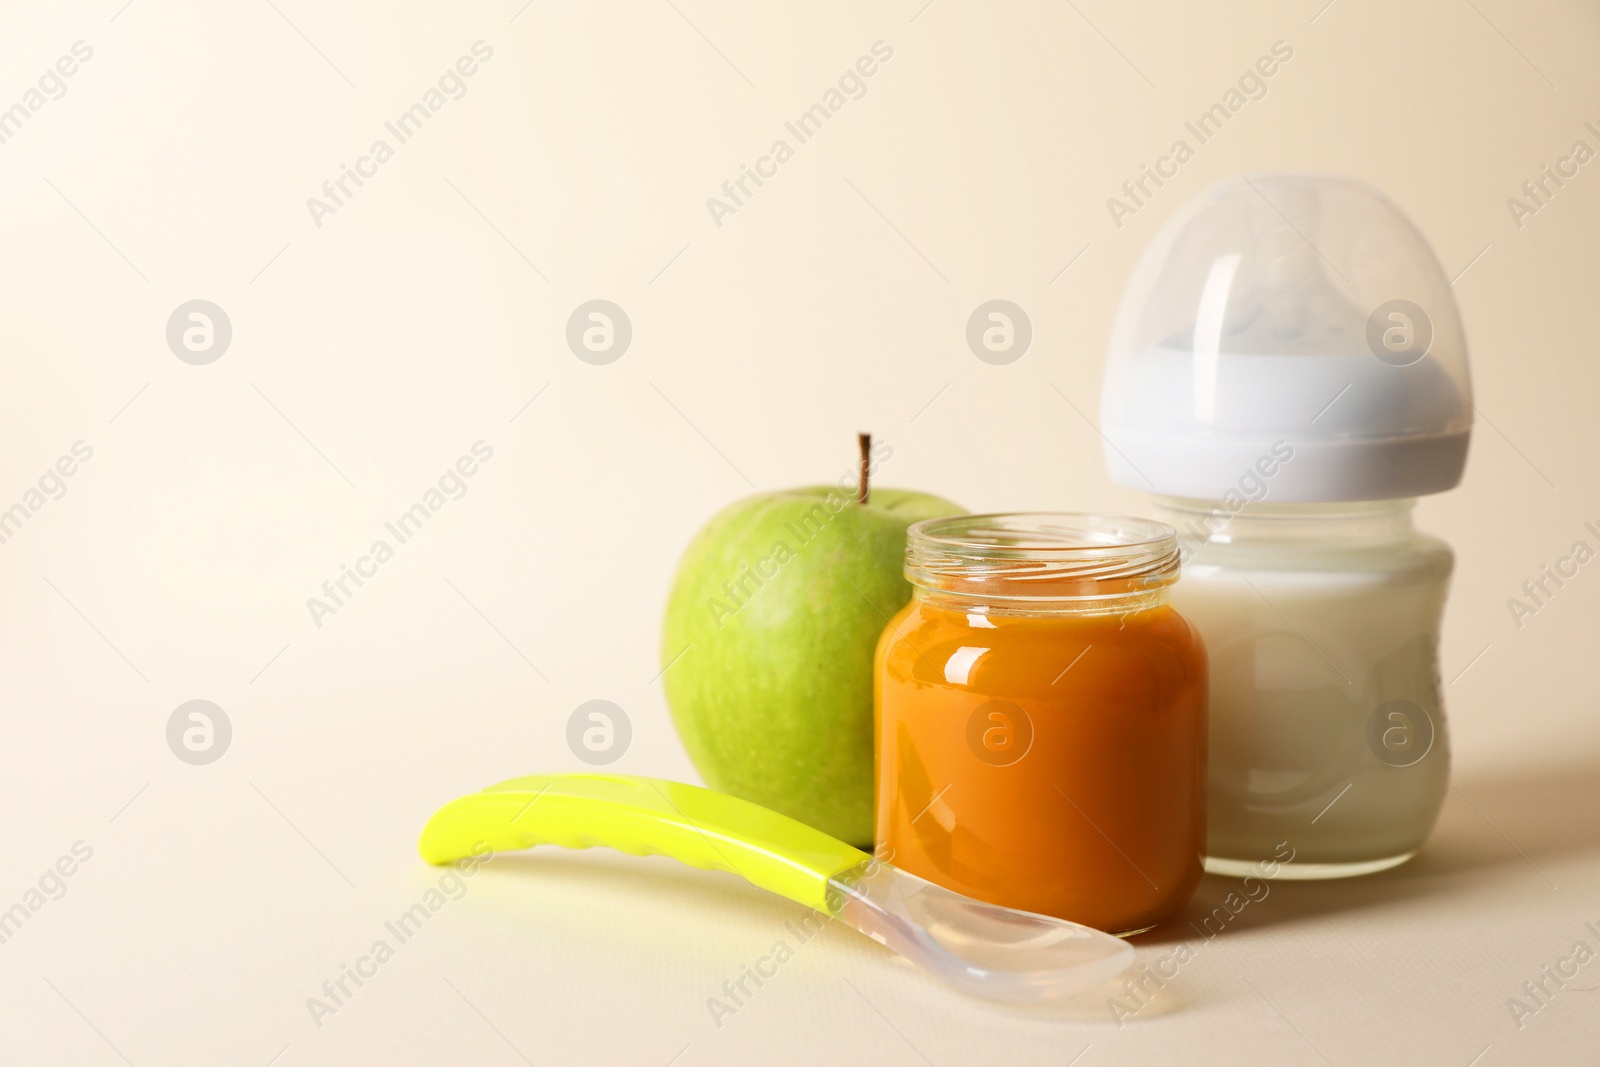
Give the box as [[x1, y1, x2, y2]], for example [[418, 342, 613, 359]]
[[661, 473, 962, 847]]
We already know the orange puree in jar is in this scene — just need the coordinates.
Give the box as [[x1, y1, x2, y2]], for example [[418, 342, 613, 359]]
[[875, 514, 1206, 934]]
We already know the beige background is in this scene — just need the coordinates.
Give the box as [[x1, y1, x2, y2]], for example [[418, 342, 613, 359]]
[[0, 0, 1597, 1063]]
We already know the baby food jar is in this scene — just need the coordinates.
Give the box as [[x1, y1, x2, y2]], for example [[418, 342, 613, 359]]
[[875, 513, 1207, 935]]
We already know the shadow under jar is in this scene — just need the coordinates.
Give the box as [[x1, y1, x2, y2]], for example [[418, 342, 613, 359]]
[[874, 514, 1207, 935]]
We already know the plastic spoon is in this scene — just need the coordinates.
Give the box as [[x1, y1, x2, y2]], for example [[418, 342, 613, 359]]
[[419, 773, 1133, 1001]]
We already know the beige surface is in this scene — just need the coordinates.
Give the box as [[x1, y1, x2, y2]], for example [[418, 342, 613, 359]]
[[1, 0, 1598, 1063]]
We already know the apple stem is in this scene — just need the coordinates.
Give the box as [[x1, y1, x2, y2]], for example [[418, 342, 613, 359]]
[[857, 432, 870, 505]]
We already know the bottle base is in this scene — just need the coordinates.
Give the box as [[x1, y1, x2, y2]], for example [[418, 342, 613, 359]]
[[1203, 851, 1417, 880]]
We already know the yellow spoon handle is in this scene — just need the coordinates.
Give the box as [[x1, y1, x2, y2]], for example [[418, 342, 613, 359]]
[[419, 773, 871, 913]]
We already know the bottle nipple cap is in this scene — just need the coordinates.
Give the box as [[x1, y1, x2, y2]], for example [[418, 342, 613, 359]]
[[1101, 173, 1472, 502]]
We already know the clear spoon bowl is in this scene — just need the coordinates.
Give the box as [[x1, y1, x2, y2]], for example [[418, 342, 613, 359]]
[[829, 860, 1135, 1001]]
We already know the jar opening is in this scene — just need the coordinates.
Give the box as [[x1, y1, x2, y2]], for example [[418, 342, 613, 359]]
[[905, 513, 1180, 608]]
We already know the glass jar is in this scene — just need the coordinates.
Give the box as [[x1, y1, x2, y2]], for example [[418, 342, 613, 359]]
[[1154, 497, 1453, 878], [874, 513, 1207, 935]]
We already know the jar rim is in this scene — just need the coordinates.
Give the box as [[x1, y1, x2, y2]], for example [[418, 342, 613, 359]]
[[905, 513, 1180, 603]]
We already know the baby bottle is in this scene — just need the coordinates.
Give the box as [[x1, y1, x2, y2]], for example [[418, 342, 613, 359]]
[[1100, 173, 1472, 879]]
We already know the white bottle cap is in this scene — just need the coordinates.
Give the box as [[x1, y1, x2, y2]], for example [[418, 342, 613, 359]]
[[1100, 173, 1472, 503]]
